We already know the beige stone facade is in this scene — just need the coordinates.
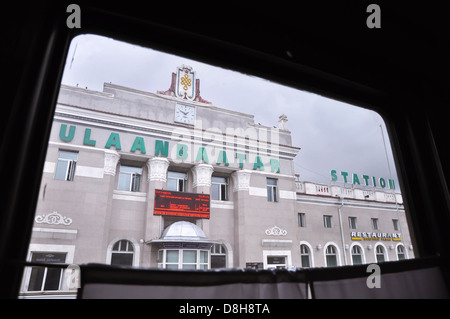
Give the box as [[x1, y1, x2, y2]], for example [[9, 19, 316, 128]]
[[20, 72, 414, 296]]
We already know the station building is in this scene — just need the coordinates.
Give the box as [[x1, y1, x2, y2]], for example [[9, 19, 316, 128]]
[[20, 66, 414, 296]]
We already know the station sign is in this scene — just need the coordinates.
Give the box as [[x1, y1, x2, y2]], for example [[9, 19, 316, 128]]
[[331, 170, 396, 190]]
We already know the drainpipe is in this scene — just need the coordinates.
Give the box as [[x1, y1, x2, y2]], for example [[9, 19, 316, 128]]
[[338, 196, 348, 266]]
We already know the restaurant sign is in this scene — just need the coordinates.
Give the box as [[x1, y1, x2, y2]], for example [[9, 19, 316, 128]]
[[351, 231, 402, 241]]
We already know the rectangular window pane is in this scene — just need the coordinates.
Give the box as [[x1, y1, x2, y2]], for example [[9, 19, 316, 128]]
[[349, 217, 357, 229], [301, 256, 310, 268], [183, 250, 196, 263], [131, 174, 141, 192], [111, 253, 133, 266], [168, 171, 187, 179], [166, 250, 179, 263], [200, 251, 208, 263], [220, 184, 227, 200], [352, 255, 362, 265], [212, 176, 226, 183], [28, 267, 45, 291], [393, 219, 399, 231], [54, 160, 69, 180], [118, 172, 131, 191], [326, 255, 337, 267], [211, 255, 226, 269], [299, 213, 306, 227], [178, 179, 184, 192], [166, 264, 178, 270], [211, 183, 220, 200], [167, 178, 177, 191], [182, 264, 196, 270], [120, 166, 142, 174], [324, 215, 332, 228], [372, 218, 379, 230], [59, 150, 78, 161], [267, 256, 286, 264], [43, 268, 62, 290]]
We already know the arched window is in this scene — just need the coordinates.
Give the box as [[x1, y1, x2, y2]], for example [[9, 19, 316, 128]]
[[375, 245, 386, 263], [351, 245, 363, 265], [300, 244, 311, 268], [111, 240, 134, 266], [397, 245, 406, 260], [325, 245, 338, 267]]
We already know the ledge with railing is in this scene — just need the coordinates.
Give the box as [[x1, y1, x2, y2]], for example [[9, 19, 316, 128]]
[[295, 181, 402, 204]]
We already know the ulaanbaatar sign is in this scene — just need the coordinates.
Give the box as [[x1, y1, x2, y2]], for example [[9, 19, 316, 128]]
[[58, 124, 282, 173], [331, 170, 395, 190]]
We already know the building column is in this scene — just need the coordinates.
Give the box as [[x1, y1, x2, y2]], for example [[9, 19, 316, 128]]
[[191, 163, 214, 193], [99, 150, 120, 263], [144, 157, 169, 267], [231, 170, 252, 268], [191, 163, 214, 236]]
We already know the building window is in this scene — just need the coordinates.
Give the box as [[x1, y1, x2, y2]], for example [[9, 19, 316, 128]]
[[167, 171, 187, 192], [371, 218, 379, 230], [211, 176, 228, 201], [351, 245, 363, 265], [111, 240, 134, 266], [118, 165, 142, 192], [158, 249, 209, 270], [348, 217, 357, 229], [267, 178, 278, 202], [298, 213, 306, 227], [54, 150, 78, 181], [27, 253, 66, 291], [323, 215, 333, 228], [397, 245, 406, 260], [266, 256, 287, 269], [325, 245, 338, 267], [211, 244, 227, 269], [393, 219, 399, 231], [300, 244, 311, 268], [375, 245, 386, 263]]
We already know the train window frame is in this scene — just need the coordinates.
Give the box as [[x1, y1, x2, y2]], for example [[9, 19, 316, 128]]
[[3, 2, 450, 299]]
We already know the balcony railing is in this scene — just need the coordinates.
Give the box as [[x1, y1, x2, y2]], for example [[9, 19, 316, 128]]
[[295, 181, 402, 204]]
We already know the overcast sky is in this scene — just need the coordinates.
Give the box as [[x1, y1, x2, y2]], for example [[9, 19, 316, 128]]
[[61, 34, 399, 191]]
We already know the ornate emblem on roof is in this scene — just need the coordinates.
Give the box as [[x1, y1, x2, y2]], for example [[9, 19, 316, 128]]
[[176, 65, 195, 100], [157, 65, 211, 104]]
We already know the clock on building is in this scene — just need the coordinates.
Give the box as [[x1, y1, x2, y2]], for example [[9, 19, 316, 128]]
[[174, 103, 196, 125]]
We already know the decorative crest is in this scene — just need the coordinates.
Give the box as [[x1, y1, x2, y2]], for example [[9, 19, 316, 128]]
[[265, 225, 287, 236], [35, 211, 73, 226], [176, 65, 195, 100], [157, 65, 211, 104]]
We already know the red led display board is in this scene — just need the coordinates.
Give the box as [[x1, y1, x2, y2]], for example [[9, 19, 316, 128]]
[[154, 189, 210, 219]]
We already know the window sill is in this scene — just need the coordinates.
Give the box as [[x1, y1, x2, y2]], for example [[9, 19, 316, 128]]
[[211, 200, 234, 210], [112, 189, 147, 202]]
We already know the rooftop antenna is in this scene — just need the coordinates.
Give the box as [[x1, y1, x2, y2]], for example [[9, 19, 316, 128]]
[[69, 42, 78, 69], [380, 124, 393, 183]]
